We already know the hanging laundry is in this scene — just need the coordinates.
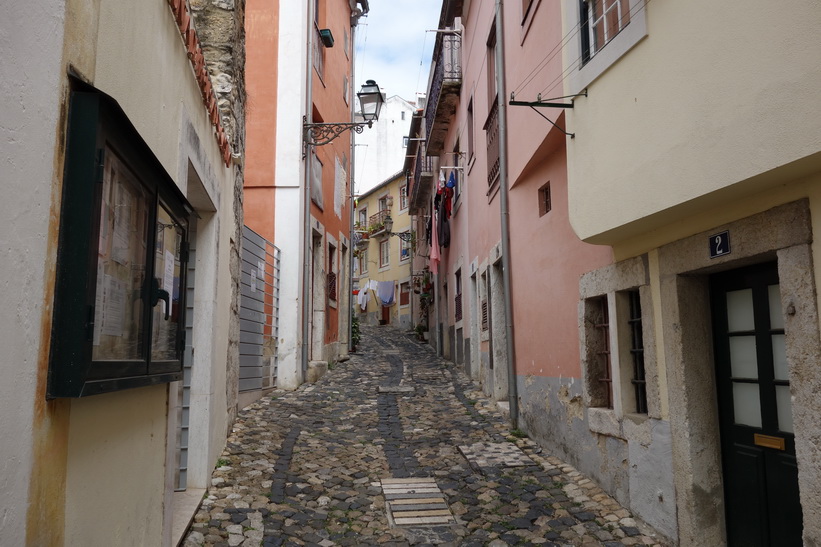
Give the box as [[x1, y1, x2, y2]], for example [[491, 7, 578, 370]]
[[430, 210, 440, 275], [377, 280, 395, 306], [369, 279, 379, 291], [358, 286, 370, 311]]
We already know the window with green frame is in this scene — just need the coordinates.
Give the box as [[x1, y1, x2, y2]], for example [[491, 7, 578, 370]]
[[48, 87, 192, 398]]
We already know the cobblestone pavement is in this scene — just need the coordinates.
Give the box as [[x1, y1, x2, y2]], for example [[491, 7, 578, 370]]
[[183, 325, 671, 547]]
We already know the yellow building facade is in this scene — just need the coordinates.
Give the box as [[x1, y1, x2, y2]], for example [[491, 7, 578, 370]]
[[355, 172, 414, 330]]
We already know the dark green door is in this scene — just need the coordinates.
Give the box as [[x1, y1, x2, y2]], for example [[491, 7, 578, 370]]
[[711, 262, 802, 546]]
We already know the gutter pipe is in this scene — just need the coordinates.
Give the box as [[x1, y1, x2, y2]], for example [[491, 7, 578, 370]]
[[301, 0, 315, 379], [494, 0, 519, 429]]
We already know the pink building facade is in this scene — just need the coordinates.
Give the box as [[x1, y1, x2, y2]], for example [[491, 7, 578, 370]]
[[406, 0, 683, 539]]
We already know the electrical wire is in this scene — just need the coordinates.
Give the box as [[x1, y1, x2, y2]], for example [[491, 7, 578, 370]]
[[511, 0, 654, 101]]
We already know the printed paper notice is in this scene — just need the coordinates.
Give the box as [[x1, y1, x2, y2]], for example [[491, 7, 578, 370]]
[[101, 275, 125, 337], [93, 262, 105, 345]]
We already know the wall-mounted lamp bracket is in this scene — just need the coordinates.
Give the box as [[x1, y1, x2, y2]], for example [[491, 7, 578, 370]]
[[304, 116, 372, 146]]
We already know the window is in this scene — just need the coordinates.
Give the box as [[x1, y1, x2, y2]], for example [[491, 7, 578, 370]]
[[359, 249, 369, 275], [379, 239, 390, 268], [378, 195, 389, 212], [49, 89, 191, 398], [580, 259, 656, 436], [344, 28, 349, 58], [481, 300, 489, 331], [586, 295, 613, 408], [538, 182, 551, 216], [311, 151, 323, 208], [400, 234, 411, 262], [568, 0, 646, 94], [451, 144, 461, 205], [343, 75, 349, 104], [399, 184, 409, 211], [486, 28, 498, 108], [467, 98, 475, 161], [401, 111, 406, 121], [358, 207, 368, 227], [403, 136, 409, 148], [400, 282, 410, 306], [581, 0, 631, 63], [455, 270, 463, 322], [328, 244, 337, 302], [627, 290, 648, 414]]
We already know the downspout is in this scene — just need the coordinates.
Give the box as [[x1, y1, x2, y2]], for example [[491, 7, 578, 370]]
[[495, 0, 519, 428], [348, 21, 358, 352], [301, 0, 315, 379]]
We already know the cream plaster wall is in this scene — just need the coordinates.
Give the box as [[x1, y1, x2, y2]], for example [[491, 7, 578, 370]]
[[64, 386, 168, 545], [5, 0, 239, 543], [0, 1, 67, 545], [566, 0, 821, 243]]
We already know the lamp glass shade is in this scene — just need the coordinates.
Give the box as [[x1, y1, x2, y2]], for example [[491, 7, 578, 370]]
[[357, 80, 384, 122], [383, 215, 394, 233]]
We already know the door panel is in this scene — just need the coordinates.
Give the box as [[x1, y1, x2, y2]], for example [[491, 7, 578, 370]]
[[711, 262, 802, 546]]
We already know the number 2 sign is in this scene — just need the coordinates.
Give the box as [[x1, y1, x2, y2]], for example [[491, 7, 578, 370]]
[[709, 230, 731, 259]]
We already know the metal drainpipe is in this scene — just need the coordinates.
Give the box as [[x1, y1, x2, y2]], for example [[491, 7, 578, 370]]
[[301, 0, 315, 379], [495, 0, 519, 429], [347, 24, 357, 352], [435, 270, 442, 356]]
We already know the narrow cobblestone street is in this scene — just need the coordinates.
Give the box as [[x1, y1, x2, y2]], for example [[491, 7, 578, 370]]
[[183, 325, 670, 547]]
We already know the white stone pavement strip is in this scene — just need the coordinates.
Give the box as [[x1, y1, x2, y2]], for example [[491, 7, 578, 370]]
[[380, 478, 456, 527], [459, 441, 538, 469]]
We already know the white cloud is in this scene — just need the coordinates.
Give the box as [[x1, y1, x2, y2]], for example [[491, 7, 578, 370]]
[[354, 0, 443, 104]]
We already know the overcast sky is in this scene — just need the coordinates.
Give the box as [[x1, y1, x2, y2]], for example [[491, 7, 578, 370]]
[[354, 0, 443, 104]]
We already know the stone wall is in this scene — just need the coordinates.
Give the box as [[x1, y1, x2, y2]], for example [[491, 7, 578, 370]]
[[190, 0, 246, 423]]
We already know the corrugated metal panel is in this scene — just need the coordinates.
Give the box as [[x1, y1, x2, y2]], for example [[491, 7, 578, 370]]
[[239, 226, 280, 392]]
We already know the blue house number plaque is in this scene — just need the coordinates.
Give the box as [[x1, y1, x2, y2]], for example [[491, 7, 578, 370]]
[[709, 230, 731, 259]]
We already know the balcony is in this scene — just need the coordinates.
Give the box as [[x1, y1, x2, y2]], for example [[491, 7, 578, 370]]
[[424, 32, 462, 155], [409, 144, 434, 214], [368, 209, 390, 237]]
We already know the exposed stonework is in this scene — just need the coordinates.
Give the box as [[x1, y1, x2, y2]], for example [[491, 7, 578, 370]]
[[190, 0, 246, 423]]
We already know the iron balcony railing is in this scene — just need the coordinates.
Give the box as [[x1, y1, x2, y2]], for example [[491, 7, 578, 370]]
[[484, 98, 500, 189], [425, 32, 462, 148], [368, 209, 390, 236]]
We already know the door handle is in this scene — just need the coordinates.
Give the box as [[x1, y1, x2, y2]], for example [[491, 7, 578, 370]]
[[150, 277, 171, 320]]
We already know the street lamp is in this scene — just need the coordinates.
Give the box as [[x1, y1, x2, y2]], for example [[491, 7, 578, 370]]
[[382, 215, 413, 242], [303, 80, 385, 146]]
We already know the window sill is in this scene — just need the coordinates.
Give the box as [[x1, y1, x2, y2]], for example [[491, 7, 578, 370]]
[[587, 407, 624, 439]]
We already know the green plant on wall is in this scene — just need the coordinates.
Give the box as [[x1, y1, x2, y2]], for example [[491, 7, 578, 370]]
[[351, 311, 361, 349]]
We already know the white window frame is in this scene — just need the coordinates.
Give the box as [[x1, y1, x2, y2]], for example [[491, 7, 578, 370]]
[[399, 185, 409, 211], [379, 239, 390, 269], [359, 249, 369, 275], [399, 234, 411, 262], [566, 0, 647, 95]]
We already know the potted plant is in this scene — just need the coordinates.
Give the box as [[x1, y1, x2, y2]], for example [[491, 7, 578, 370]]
[[369, 221, 384, 236]]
